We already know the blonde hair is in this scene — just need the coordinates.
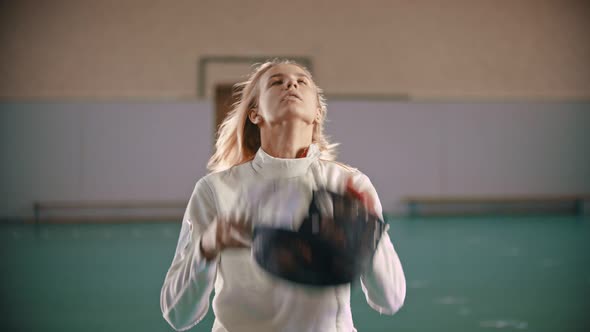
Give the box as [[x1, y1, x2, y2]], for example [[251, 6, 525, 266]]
[[207, 59, 337, 173]]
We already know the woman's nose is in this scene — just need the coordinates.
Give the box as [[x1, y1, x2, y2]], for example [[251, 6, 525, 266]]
[[286, 79, 298, 89]]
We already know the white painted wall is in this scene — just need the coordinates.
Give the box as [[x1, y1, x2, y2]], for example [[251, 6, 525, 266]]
[[326, 101, 590, 212], [1, 101, 588, 219], [0, 102, 213, 218]]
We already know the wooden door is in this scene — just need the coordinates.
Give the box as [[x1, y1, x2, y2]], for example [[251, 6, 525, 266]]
[[214, 83, 240, 142]]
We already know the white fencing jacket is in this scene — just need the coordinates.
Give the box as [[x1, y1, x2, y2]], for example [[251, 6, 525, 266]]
[[160, 144, 406, 332]]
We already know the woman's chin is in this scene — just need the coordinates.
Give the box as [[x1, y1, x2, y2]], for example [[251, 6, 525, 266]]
[[272, 112, 314, 125]]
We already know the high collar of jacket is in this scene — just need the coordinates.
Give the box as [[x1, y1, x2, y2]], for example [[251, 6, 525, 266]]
[[252, 144, 320, 178]]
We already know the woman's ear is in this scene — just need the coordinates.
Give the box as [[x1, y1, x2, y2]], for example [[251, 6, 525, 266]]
[[314, 108, 322, 123], [249, 108, 261, 124]]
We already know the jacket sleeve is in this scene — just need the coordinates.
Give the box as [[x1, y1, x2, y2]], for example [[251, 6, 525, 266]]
[[160, 178, 218, 331], [354, 173, 406, 315]]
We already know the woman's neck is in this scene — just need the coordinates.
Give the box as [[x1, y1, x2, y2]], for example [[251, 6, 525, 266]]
[[259, 121, 313, 159]]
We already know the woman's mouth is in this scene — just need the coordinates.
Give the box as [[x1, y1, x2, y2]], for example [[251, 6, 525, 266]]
[[282, 93, 302, 101]]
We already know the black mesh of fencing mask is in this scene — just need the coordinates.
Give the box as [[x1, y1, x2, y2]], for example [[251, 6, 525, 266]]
[[252, 189, 387, 286]]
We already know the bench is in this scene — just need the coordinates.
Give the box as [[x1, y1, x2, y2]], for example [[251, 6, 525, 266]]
[[403, 195, 589, 217], [33, 200, 187, 224]]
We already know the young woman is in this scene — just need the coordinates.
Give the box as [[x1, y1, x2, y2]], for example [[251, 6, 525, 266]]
[[160, 59, 406, 332]]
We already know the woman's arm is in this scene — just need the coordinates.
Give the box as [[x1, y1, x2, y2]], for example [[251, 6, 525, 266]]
[[361, 229, 406, 314], [160, 178, 218, 331], [349, 174, 407, 315]]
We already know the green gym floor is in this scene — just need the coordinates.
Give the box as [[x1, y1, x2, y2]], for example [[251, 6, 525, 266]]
[[1, 215, 589, 332]]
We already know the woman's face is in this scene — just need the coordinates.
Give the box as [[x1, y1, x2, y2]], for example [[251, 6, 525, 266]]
[[255, 64, 319, 127]]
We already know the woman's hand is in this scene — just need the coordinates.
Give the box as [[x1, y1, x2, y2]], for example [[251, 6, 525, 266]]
[[345, 175, 377, 216], [200, 215, 252, 260]]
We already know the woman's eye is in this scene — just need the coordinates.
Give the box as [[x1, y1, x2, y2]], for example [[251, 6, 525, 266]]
[[272, 80, 282, 86], [298, 80, 307, 85]]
